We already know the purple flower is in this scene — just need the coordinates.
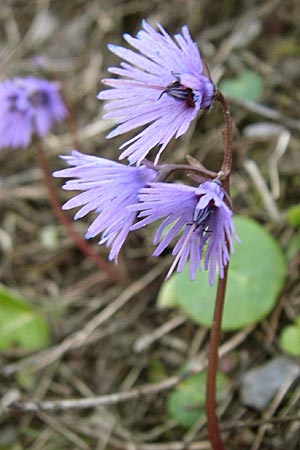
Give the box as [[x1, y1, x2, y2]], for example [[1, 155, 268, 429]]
[[98, 20, 215, 165], [53, 151, 156, 262], [130, 180, 239, 285], [0, 77, 66, 149]]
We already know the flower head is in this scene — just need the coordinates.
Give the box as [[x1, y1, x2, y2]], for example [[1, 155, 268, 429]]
[[130, 180, 239, 285], [0, 77, 66, 149], [98, 20, 215, 165], [53, 150, 156, 262]]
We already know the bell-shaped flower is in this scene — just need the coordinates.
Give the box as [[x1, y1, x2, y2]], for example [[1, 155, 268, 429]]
[[130, 180, 239, 285], [53, 151, 156, 262], [98, 21, 215, 165]]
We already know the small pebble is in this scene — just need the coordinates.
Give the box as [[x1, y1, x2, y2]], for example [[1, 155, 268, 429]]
[[240, 356, 299, 410]]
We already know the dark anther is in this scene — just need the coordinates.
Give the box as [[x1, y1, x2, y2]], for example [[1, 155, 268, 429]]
[[193, 201, 215, 229], [30, 91, 49, 108], [159, 79, 195, 108], [8, 94, 19, 111]]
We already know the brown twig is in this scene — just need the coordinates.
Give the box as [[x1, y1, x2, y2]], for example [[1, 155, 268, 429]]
[[7, 325, 253, 412], [1, 263, 166, 376], [250, 373, 297, 450], [227, 95, 300, 133], [221, 414, 300, 431]]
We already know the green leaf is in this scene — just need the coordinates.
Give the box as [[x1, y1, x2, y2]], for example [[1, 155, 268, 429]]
[[167, 371, 228, 428], [157, 274, 178, 308], [0, 445, 23, 450], [158, 217, 286, 331], [286, 234, 300, 261], [147, 357, 167, 383], [0, 285, 50, 350], [286, 205, 300, 229], [279, 323, 300, 357], [219, 70, 264, 102]]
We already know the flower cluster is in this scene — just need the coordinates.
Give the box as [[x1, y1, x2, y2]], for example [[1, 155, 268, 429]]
[[53, 21, 238, 284], [0, 76, 66, 149]]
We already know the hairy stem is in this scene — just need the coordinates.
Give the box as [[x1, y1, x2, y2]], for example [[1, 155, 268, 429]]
[[205, 91, 233, 450], [35, 138, 122, 284]]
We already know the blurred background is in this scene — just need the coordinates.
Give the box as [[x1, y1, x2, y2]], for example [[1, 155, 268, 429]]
[[0, 0, 300, 449]]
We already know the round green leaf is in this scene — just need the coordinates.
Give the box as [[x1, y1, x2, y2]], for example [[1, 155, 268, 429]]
[[219, 70, 264, 102], [156, 273, 178, 309], [286, 205, 300, 229], [279, 324, 300, 357], [0, 285, 50, 350], [286, 234, 300, 261], [171, 217, 286, 330], [167, 371, 227, 428]]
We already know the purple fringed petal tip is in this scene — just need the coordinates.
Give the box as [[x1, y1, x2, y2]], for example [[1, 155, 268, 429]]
[[131, 180, 239, 285], [53, 150, 156, 262], [98, 20, 215, 165], [0, 76, 66, 150]]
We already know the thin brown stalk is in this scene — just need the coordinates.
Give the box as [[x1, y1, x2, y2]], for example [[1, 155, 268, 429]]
[[141, 159, 218, 182], [205, 267, 228, 450], [204, 90, 233, 450], [215, 90, 233, 177], [35, 137, 122, 284]]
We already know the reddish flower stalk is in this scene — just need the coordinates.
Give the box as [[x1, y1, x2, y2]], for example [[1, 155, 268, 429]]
[[205, 90, 233, 450], [35, 138, 122, 284]]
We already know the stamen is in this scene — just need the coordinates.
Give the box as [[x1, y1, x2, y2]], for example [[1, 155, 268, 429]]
[[159, 79, 195, 108], [193, 202, 214, 228], [8, 94, 19, 111], [30, 91, 49, 107]]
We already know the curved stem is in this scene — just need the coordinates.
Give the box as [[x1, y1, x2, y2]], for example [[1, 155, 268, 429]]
[[35, 138, 122, 284], [215, 90, 233, 176], [205, 90, 233, 450], [142, 159, 218, 183], [158, 163, 218, 181]]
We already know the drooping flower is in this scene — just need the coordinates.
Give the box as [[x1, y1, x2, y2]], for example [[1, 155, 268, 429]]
[[130, 180, 239, 285], [98, 20, 215, 165], [53, 150, 156, 262], [0, 77, 66, 149]]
